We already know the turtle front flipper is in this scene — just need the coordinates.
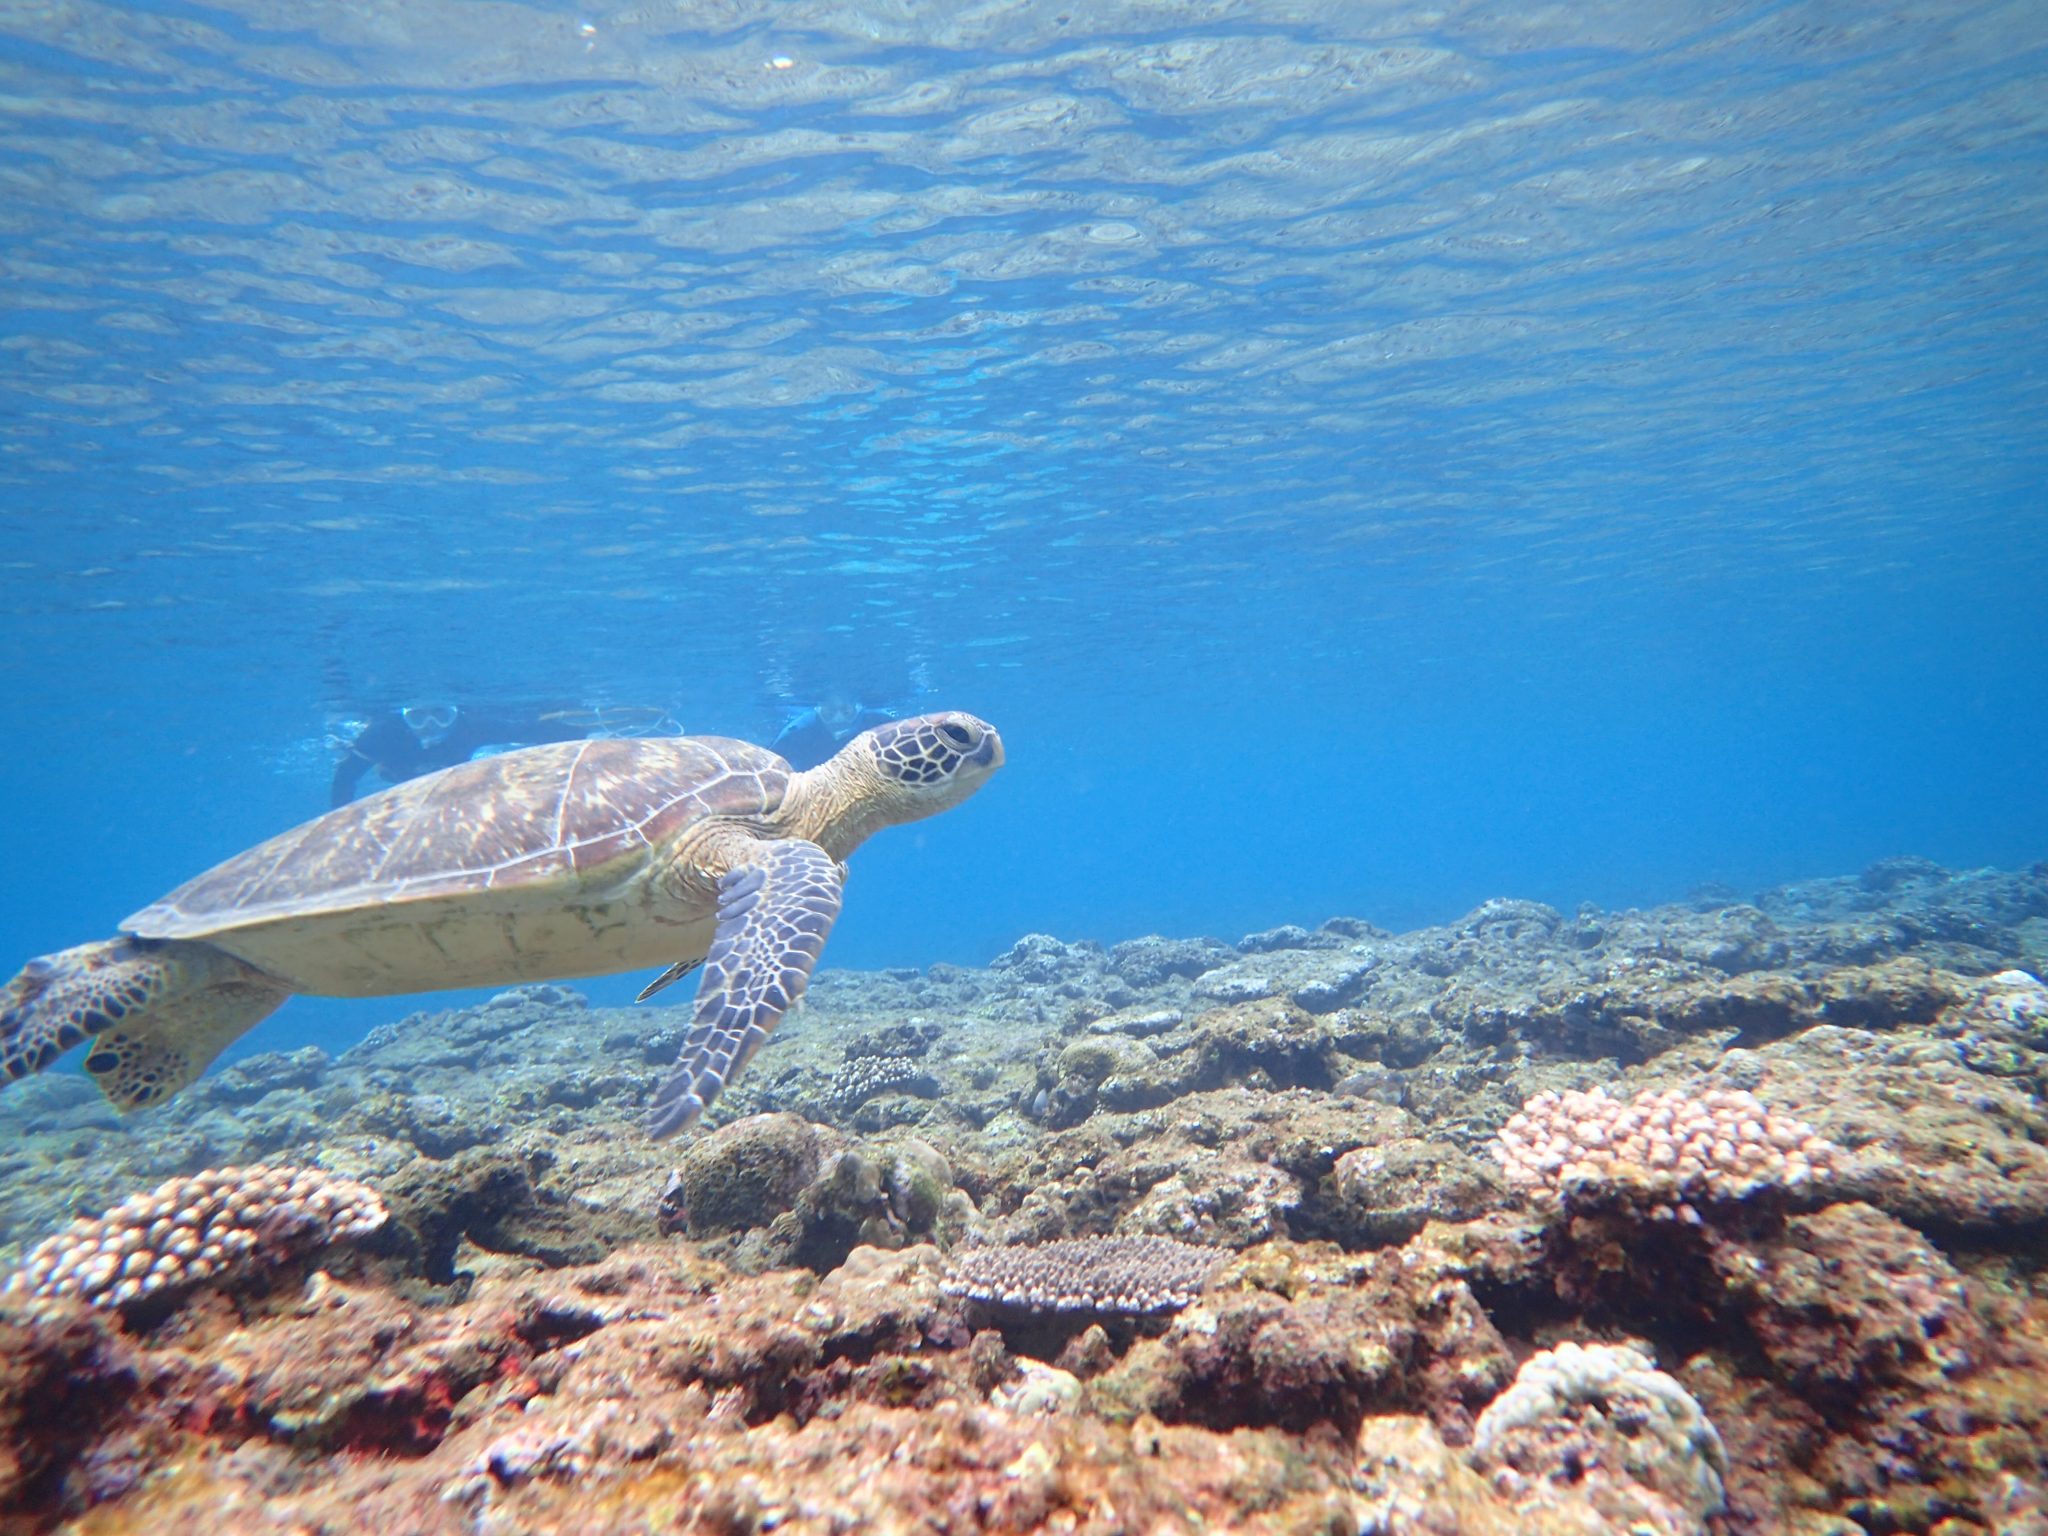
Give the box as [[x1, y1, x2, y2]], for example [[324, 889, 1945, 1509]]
[[644, 839, 844, 1140], [1, 937, 291, 1111]]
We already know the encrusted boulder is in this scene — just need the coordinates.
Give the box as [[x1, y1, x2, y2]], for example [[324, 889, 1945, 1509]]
[[1455, 899, 1565, 943], [990, 934, 1091, 986], [1736, 1025, 2048, 1230], [1330, 1138, 1510, 1247], [1189, 998, 1338, 1091], [1190, 968, 1277, 1005], [1291, 959, 1378, 1014], [1471, 1341, 1726, 1534], [1109, 935, 1238, 989], [671, 1113, 834, 1240], [669, 1115, 970, 1272], [1088, 1242, 1512, 1439], [1239, 924, 1324, 954]]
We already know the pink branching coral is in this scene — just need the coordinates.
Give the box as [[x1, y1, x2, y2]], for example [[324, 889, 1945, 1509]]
[[4, 1165, 388, 1309], [1492, 1086, 1841, 1220]]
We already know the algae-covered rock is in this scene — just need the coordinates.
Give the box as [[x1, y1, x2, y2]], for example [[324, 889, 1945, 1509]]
[[347, 1087, 504, 1159], [0, 1297, 136, 1512], [672, 1112, 833, 1240], [874, 1137, 958, 1234], [377, 1146, 540, 1283], [668, 1116, 968, 1273], [1357, 1403, 1724, 1536], [194, 1046, 333, 1108], [1719, 1202, 1979, 1404], [1054, 1036, 1154, 1087], [1109, 935, 1238, 988], [1190, 998, 1338, 1090], [1088, 1241, 1511, 1439], [1330, 1137, 1509, 1248], [1120, 1152, 1302, 1246]]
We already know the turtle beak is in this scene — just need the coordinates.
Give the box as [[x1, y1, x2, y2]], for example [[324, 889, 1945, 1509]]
[[972, 729, 1003, 770]]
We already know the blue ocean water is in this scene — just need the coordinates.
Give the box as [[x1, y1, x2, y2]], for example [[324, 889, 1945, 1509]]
[[1, 0, 2043, 1064]]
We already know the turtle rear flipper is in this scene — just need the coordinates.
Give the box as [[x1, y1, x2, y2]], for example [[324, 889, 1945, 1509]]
[[2, 938, 290, 1110], [644, 840, 843, 1139]]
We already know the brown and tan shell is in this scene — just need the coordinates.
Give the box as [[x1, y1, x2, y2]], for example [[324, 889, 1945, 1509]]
[[119, 737, 789, 996]]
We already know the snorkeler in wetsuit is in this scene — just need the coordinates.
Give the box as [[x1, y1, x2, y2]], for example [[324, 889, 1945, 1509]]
[[768, 695, 909, 771], [329, 703, 583, 806]]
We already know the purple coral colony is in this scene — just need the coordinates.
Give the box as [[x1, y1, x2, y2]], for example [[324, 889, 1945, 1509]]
[[1, 856, 2046, 1532]]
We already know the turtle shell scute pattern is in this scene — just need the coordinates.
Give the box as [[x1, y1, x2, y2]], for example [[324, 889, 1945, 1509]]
[[126, 737, 789, 938]]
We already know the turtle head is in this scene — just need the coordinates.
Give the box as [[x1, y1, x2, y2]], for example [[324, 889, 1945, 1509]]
[[813, 711, 1002, 843], [868, 710, 1003, 801]]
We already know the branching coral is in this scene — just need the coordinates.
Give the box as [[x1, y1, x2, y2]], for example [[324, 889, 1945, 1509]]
[[942, 1235, 1222, 1315]]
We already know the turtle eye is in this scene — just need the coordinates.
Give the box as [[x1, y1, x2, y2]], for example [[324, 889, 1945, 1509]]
[[938, 722, 974, 749]]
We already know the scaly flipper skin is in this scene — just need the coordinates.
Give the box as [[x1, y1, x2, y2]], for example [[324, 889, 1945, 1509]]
[[0, 938, 291, 1110], [644, 840, 844, 1139]]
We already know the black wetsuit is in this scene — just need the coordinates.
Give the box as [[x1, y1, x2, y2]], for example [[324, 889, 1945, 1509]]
[[768, 706, 902, 771], [330, 709, 582, 806]]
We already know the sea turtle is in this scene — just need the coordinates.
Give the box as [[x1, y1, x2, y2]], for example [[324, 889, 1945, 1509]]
[[0, 711, 1002, 1139]]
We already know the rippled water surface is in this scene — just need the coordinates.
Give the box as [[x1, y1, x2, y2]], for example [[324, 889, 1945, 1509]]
[[2, 0, 2043, 1025]]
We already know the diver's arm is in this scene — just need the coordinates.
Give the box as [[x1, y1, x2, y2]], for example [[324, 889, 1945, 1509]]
[[850, 705, 902, 732], [770, 706, 821, 753], [330, 749, 370, 807], [331, 713, 414, 804]]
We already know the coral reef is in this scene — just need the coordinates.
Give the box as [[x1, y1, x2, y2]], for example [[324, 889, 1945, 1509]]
[[0, 855, 2044, 1531]]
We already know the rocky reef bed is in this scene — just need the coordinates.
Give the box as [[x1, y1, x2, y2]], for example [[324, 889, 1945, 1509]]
[[0, 855, 2045, 1532]]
